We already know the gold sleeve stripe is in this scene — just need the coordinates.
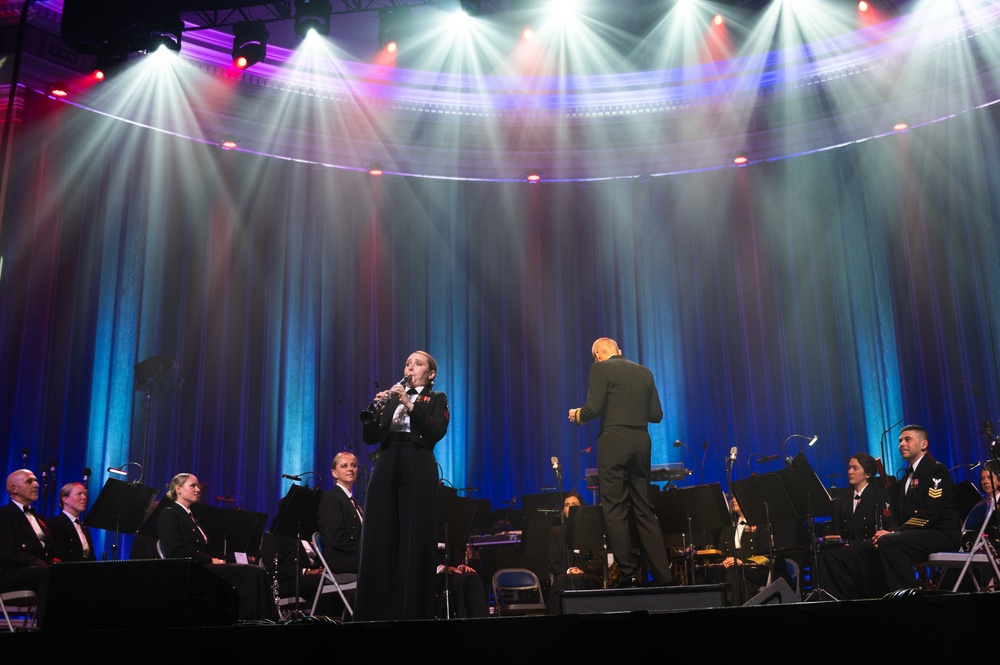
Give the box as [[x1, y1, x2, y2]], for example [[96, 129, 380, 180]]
[[904, 518, 929, 527]]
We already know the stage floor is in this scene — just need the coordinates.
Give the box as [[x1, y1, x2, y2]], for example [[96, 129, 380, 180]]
[[6, 587, 999, 658]]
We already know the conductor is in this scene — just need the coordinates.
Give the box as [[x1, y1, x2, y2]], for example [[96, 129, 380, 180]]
[[568, 337, 673, 588]]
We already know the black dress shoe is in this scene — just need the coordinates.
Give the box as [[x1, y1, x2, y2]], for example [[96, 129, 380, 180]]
[[614, 575, 640, 589]]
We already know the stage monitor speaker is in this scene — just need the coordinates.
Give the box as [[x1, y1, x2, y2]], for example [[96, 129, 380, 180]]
[[43, 558, 239, 630], [742, 578, 798, 606]]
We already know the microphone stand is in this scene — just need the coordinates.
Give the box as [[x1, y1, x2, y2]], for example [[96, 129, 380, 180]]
[[442, 523, 452, 620], [551, 457, 575, 592]]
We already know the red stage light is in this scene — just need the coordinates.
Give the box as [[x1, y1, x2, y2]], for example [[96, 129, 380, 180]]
[[522, 27, 535, 41], [49, 82, 69, 98], [368, 162, 385, 176], [893, 122, 908, 132], [234, 55, 250, 70], [733, 154, 749, 166], [525, 172, 541, 183], [858, 1, 870, 12], [386, 41, 398, 54], [92, 70, 105, 82], [219, 135, 239, 150], [713, 14, 725, 27]]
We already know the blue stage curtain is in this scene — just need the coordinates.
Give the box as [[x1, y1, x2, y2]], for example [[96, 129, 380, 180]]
[[1, 91, 998, 558]]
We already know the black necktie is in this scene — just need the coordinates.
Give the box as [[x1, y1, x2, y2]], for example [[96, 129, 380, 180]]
[[407, 388, 418, 395]]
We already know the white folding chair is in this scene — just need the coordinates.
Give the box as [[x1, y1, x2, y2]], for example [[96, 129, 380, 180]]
[[922, 498, 1000, 592], [1, 590, 39, 632], [310, 532, 357, 619]]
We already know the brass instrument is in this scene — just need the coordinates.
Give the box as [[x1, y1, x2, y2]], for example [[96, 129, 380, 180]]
[[359, 375, 410, 424]]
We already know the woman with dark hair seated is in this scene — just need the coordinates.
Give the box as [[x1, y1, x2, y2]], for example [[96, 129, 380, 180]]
[[158, 473, 276, 621]]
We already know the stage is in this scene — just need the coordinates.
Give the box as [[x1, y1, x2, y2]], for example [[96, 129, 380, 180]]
[[6, 586, 998, 658]]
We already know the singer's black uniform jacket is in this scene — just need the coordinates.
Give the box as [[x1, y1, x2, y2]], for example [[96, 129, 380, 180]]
[[0, 501, 52, 597], [158, 500, 276, 620], [48, 512, 95, 562], [575, 355, 673, 584], [356, 387, 449, 621], [819, 482, 896, 599], [874, 453, 962, 591], [316, 485, 362, 574]]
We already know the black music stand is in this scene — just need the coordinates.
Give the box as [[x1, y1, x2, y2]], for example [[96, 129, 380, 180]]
[[732, 472, 800, 604], [269, 484, 323, 616], [566, 505, 609, 588], [203, 508, 269, 562], [437, 493, 479, 619], [652, 483, 730, 584], [86, 478, 157, 560], [778, 451, 835, 601]]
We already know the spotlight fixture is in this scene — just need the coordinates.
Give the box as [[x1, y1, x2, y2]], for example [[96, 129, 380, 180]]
[[525, 170, 542, 183], [367, 162, 384, 176], [294, 0, 332, 39], [893, 122, 909, 132], [232, 21, 269, 70], [48, 82, 69, 98], [219, 135, 239, 150], [92, 69, 105, 82], [140, 32, 181, 53], [712, 14, 725, 27], [460, 0, 483, 16], [858, 0, 870, 12], [378, 5, 413, 49], [732, 152, 750, 166]]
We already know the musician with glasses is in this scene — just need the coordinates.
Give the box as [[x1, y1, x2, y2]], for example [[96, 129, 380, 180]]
[[0, 469, 52, 606], [355, 350, 450, 621]]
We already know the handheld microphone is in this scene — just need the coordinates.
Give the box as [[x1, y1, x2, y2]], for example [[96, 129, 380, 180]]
[[729, 446, 738, 462], [281, 473, 302, 481]]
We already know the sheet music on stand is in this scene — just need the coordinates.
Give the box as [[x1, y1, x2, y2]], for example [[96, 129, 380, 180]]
[[651, 483, 730, 584], [86, 477, 157, 560]]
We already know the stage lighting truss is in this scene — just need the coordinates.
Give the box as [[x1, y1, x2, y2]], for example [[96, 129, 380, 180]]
[[294, 0, 332, 39], [233, 21, 269, 70]]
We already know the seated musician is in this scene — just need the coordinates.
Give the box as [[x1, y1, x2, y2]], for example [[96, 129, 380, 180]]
[[548, 490, 604, 614], [158, 473, 276, 621], [818, 452, 895, 600], [707, 496, 788, 606]]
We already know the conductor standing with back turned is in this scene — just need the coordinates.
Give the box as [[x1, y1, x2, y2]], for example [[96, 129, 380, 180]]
[[568, 337, 673, 588]]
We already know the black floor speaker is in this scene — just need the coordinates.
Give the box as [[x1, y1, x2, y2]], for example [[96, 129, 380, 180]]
[[742, 578, 799, 606], [43, 558, 239, 630]]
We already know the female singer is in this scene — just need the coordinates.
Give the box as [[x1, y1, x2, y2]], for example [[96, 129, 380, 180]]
[[158, 473, 275, 620], [355, 350, 450, 621]]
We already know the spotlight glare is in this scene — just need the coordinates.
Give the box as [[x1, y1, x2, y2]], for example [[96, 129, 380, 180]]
[[48, 82, 69, 98], [368, 162, 385, 176], [733, 153, 749, 166], [858, 0, 870, 12], [386, 41, 398, 54], [522, 27, 535, 41], [893, 122, 909, 132], [219, 135, 239, 150], [92, 69, 105, 82], [525, 170, 542, 183], [713, 14, 725, 27]]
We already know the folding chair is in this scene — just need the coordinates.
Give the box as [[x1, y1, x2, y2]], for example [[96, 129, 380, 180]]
[[311, 531, 357, 619], [921, 498, 1000, 592], [1, 590, 38, 632], [491, 567, 549, 616]]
